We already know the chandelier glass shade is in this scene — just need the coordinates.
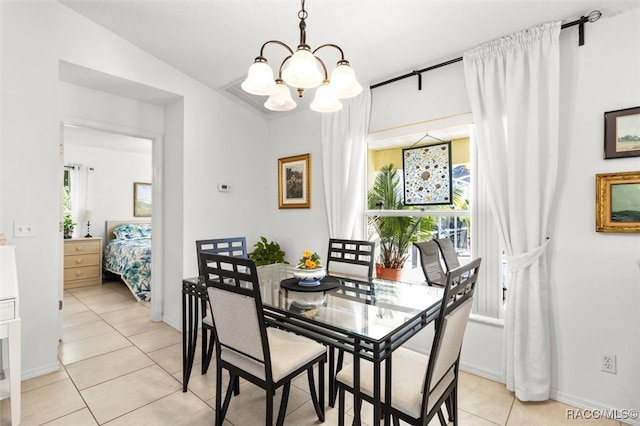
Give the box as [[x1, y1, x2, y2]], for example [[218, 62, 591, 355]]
[[241, 59, 277, 96], [242, 0, 362, 112], [264, 79, 297, 112], [310, 81, 343, 112], [282, 48, 324, 89]]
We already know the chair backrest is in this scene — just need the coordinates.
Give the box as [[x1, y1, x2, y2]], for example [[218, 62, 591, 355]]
[[196, 237, 247, 275], [434, 237, 460, 271], [326, 238, 375, 280], [413, 240, 446, 286], [200, 252, 272, 378], [421, 257, 481, 413]]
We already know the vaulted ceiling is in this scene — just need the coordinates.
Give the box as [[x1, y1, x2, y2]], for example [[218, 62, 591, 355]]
[[59, 0, 639, 117]]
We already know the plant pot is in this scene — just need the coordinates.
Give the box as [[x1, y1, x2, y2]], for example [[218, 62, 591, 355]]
[[376, 264, 403, 281]]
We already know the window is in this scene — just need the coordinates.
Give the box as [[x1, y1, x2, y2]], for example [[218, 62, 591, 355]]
[[63, 168, 71, 214], [367, 126, 504, 321]]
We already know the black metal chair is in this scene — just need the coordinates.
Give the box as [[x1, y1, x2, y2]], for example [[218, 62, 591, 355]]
[[414, 240, 447, 286], [326, 238, 375, 280], [325, 238, 375, 406], [196, 237, 247, 273], [336, 257, 482, 426], [196, 237, 247, 374], [200, 252, 326, 426]]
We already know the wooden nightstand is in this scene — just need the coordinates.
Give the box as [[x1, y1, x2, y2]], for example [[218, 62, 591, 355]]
[[63, 237, 103, 289]]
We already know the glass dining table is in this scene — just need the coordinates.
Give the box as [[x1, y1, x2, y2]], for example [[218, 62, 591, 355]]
[[182, 264, 443, 426]]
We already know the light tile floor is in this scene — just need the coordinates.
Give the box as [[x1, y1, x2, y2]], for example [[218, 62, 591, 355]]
[[0, 280, 626, 425]]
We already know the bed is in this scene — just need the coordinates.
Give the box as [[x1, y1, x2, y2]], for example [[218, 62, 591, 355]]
[[103, 220, 152, 302]]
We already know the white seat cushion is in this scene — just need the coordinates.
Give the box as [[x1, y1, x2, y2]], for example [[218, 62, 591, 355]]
[[221, 327, 326, 382], [335, 347, 454, 418], [202, 312, 212, 327]]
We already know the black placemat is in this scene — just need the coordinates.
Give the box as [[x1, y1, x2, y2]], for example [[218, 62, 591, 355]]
[[280, 276, 341, 292]]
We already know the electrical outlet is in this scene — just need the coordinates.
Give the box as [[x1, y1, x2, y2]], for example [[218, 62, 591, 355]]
[[601, 353, 617, 374]]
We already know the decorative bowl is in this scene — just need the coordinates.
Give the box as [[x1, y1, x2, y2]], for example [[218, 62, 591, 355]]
[[292, 267, 326, 287]]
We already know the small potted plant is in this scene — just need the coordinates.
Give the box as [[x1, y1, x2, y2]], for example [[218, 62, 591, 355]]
[[293, 251, 325, 286], [248, 236, 287, 266], [368, 164, 435, 280], [63, 214, 76, 239]]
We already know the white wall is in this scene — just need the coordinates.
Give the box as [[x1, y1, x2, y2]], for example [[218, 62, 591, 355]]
[[549, 8, 640, 414], [353, 7, 640, 417], [63, 142, 153, 241], [369, 60, 470, 135], [266, 110, 331, 263], [0, 1, 269, 378]]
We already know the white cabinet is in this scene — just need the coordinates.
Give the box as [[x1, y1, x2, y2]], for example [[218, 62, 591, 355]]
[[0, 245, 21, 425]]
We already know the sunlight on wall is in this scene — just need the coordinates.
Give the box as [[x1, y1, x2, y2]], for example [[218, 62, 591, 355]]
[[369, 137, 470, 172]]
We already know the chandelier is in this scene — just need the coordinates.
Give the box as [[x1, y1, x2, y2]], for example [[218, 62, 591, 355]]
[[241, 0, 362, 113]]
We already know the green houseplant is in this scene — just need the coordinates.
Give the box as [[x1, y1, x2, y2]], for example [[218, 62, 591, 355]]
[[63, 213, 76, 239], [368, 164, 435, 279], [248, 236, 287, 266]]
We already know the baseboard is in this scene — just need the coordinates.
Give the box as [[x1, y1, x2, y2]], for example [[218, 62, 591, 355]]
[[161, 314, 181, 332], [459, 362, 503, 383], [459, 364, 639, 426], [20, 361, 60, 382]]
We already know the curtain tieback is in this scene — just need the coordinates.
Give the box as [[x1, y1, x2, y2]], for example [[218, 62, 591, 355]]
[[506, 238, 550, 273]]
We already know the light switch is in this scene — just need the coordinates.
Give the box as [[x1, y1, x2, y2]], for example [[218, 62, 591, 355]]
[[13, 221, 36, 237], [218, 183, 231, 193]]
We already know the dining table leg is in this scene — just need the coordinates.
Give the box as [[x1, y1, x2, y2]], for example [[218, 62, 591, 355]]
[[329, 347, 336, 407], [383, 351, 392, 426], [353, 338, 362, 426], [373, 351, 382, 426], [182, 285, 199, 392]]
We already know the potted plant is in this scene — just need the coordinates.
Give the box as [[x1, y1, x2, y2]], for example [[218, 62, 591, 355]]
[[63, 213, 76, 239], [248, 236, 287, 266], [367, 164, 435, 280], [292, 251, 325, 286]]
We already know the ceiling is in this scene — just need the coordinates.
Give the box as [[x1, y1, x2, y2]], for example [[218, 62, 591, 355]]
[[58, 0, 638, 119]]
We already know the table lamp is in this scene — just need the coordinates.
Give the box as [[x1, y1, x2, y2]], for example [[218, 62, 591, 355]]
[[84, 210, 92, 238]]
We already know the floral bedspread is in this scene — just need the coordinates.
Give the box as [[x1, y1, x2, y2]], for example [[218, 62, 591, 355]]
[[103, 237, 151, 302]]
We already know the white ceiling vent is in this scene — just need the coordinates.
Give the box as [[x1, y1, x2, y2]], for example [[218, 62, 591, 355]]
[[222, 77, 311, 118], [223, 77, 274, 116]]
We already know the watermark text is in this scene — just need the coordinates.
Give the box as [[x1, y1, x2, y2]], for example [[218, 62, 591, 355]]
[[566, 408, 638, 420]]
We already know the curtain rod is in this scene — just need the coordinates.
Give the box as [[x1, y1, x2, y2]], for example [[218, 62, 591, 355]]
[[64, 165, 95, 171], [371, 10, 602, 90]]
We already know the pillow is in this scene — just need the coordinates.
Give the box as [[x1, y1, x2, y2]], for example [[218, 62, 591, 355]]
[[113, 223, 152, 240]]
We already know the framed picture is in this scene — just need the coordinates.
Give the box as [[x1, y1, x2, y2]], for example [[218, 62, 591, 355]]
[[604, 106, 640, 159], [278, 154, 311, 209], [402, 141, 452, 205], [595, 171, 640, 233], [134, 182, 152, 217]]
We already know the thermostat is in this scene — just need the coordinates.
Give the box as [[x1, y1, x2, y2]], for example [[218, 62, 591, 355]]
[[218, 183, 231, 193]]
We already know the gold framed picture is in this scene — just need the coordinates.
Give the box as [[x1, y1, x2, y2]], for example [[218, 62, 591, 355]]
[[595, 171, 640, 232], [278, 154, 311, 209], [134, 182, 152, 217]]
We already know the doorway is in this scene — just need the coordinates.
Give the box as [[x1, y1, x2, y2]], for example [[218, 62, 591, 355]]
[[60, 122, 164, 339]]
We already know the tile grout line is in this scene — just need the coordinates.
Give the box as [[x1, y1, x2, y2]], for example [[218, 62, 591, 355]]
[[65, 282, 216, 424]]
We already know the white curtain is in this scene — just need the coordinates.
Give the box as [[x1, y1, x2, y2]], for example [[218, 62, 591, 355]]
[[463, 21, 561, 401], [70, 165, 90, 238], [321, 88, 371, 239]]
